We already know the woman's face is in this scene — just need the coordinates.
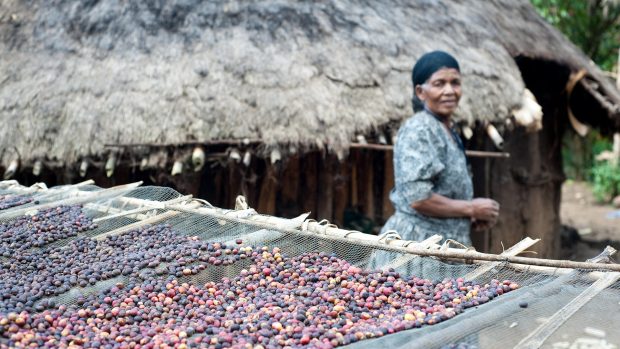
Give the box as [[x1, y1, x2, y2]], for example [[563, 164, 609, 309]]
[[415, 68, 461, 118]]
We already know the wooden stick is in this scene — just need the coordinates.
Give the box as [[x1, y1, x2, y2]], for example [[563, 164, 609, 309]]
[[104, 139, 262, 148], [579, 79, 620, 115], [156, 204, 620, 272], [381, 235, 444, 270], [464, 237, 540, 280], [617, 47, 619, 90], [300, 221, 620, 271], [105, 140, 511, 159], [349, 143, 510, 158], [381, 152, 395, 219]]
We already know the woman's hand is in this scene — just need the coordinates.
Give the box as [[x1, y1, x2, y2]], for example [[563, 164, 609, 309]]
[[469, 198, 500, 222]]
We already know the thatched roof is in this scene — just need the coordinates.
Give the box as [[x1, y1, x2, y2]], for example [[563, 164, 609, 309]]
[[1, 0, 619, 166]]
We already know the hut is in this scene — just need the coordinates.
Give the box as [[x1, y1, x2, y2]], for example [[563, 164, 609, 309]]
[[1, 0, 619, 258]]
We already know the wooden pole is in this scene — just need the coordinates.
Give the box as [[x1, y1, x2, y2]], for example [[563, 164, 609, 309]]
[[104, 139, 262, 148], [279, 155, 301, 217], [105, 140, 511, 159], [381, 151, 395, 219], [256, 163, 278, 215], [612, 133, 620, 167], [362, 151, 375, 220], [350, 151, 359, 207], [317, 156, 334, 222], [348, 143, 510, 158], [332, 160, 349, 227], [159, 203, 620, 272], [616, 47, 620, 90], [614, 52, 620, 166], [301, 153, 318, 217]]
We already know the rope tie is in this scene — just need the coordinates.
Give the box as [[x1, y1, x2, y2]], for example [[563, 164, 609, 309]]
[[192, 198, 214, 208], [440, 239, 475, 252], [378, 230, 402, 244], [234, 195, 249, 210]]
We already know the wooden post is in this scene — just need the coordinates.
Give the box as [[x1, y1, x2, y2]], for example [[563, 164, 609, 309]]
[[350, 151, 359, 207], [616, 47, 620, 90], [381, 150, 395, 220], [228, 163, 242, 209], [256, 161, 278, 215], [301, 152, 318, 217], [317, 155, 334, 222], [362, 151, 375, 220], [333, 158, 349, 227], [212, 167, 225, 208], [279, 155, 301, 218], [613, 133, 620, 167], [614, 52, 620, 166]]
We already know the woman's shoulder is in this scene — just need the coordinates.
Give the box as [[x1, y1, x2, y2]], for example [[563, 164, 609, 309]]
[[400, 111, 443, 136]]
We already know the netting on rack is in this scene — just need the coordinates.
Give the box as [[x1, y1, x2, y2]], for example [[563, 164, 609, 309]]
[[0, 183, 618, 349]]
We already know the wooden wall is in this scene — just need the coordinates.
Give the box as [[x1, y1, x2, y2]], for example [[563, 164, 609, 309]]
[[191, 149, 395, 234]]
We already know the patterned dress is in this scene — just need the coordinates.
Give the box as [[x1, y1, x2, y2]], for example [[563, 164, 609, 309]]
[[381, 110, 473, 245]]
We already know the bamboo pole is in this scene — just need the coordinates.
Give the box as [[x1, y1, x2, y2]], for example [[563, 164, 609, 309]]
[[348, 143, 510, 158], [504, 248, 616, 280], [301, 221, 620, 271], [154, 203, 620, 272]]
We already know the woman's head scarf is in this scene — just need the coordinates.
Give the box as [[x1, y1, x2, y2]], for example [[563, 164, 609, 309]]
[[411, 51, 460, 112]]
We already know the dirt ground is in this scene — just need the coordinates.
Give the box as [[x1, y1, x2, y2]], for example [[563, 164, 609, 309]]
[[560, 180, 620, 261]]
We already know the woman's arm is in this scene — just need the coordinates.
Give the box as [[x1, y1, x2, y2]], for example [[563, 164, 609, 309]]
[[411, 193, 499, 221]]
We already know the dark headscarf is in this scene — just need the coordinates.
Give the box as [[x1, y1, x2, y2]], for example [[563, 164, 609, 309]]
[[411, 51, 460, 112]]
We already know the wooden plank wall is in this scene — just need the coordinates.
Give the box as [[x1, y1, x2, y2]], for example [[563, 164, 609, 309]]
[[196, 149, 395, 235]]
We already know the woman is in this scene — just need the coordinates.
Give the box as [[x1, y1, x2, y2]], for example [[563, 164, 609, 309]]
[[380, 50, 499, 247]]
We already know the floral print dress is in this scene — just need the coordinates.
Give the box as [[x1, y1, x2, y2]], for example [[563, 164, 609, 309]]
[[381, 110, 473, 245]]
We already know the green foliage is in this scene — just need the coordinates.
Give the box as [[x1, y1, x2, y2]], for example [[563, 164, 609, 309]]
[[531, 0, 620, 71], [591, 162, 620, 202], [562, 128, 612, 181]]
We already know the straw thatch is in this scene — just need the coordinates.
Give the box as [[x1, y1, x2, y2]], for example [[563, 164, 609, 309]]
[[1, 0, 619, 166]]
